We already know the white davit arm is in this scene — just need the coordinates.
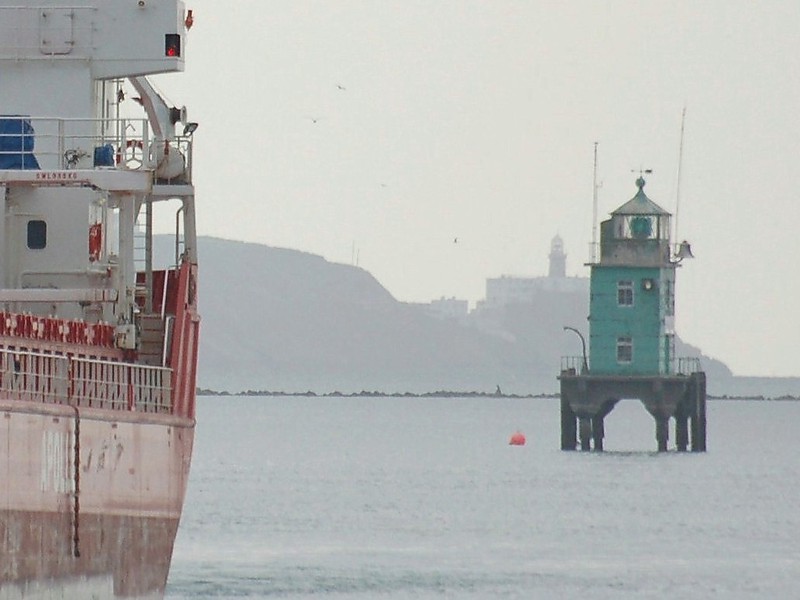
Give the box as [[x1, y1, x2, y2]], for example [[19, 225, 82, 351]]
[[129, 76, 186, 141]]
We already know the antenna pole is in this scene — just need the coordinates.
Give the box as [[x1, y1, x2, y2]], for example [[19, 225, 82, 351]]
[[674, 107, 686, 247], [591, 142, 599, 263]]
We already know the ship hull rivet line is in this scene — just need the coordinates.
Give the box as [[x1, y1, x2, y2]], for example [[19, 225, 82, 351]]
[[72, 405, 81, 558]]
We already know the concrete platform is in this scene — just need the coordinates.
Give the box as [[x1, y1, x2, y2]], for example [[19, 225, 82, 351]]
[[558, 371, 707, 452]]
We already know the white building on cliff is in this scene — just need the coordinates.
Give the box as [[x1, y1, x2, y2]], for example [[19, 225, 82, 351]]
[[477, 235, 588, 310]]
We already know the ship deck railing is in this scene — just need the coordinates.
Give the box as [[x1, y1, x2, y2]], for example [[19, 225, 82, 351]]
[[0, 115, 194, 184], [0, 347, 172, 414]]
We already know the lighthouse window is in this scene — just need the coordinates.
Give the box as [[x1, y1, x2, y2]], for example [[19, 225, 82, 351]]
[[617, 337, 633, 363], [617, 280, 634, 306], [27, 220, 46, 249], [630, 216, 653, 239]]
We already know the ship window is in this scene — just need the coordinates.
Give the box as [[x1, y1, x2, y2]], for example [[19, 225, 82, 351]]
[[617, 280, 633, 306], [617, 337, 633, 363], [27, 220, 46, 249]]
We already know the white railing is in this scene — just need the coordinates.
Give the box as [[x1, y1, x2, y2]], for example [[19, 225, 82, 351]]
[[674, 357, 702, 376], [560, 355, 588, 374], [560, 355, 702, 376], [0, 116, 194, 182], [0, 349, 68, 404], [0, 116, 149, 170], [0, 348, 172, 414]]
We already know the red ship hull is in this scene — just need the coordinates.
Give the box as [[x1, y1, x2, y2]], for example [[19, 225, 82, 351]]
[[1, 401, 194, 599]]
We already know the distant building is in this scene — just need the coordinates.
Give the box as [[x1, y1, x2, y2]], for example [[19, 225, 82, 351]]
[[548, 234, 567, 278], [426, 296, 469, 320], [476, 235, 588, 310]]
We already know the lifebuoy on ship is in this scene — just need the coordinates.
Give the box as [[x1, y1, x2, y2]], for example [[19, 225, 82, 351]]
[[118, 139, 144, 168], [89, 222, 102, 262]]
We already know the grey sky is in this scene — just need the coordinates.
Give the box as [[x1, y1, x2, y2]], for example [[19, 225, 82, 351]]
[[157, 1, 799, 377]]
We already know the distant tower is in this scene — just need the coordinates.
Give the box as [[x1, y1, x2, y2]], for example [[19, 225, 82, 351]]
[[548, 235, 566, 278], [558, 175, 705, 452]]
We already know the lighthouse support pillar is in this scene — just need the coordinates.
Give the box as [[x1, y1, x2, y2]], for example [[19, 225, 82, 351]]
[[558, 371, 707, 453]]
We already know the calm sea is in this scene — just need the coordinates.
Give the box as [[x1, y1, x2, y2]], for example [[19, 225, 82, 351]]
[[165, 395, 800, 599]]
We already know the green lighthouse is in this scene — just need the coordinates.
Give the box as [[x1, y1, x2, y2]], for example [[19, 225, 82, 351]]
[[589, 176, 677, 375], [559, 175, 705, 453]]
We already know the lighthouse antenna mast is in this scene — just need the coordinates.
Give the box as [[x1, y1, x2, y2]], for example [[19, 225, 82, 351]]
[[591, 141, 599, 263], [673, 106, 687, 249]]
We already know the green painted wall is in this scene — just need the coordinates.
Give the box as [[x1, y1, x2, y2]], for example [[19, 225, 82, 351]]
[[589, 265, 672, 375]]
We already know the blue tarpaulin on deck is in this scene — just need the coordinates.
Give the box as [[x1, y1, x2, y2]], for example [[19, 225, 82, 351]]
[[0, 117, 41, 169]]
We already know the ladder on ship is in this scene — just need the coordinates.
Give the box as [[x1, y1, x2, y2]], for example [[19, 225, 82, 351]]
[[137, 313, 166, 366]]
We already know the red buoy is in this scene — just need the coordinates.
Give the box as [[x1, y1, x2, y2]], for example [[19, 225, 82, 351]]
[[509, 431, 526, 446]]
